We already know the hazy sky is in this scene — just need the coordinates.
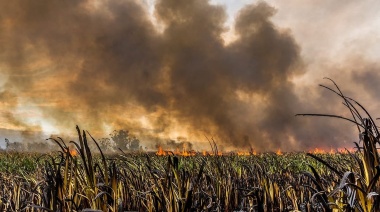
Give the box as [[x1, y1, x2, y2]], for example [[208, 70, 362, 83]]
[[0, 0, 379, 151]]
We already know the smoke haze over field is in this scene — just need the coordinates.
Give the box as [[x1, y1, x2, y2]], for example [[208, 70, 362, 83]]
[[0, 0, 379, 151]]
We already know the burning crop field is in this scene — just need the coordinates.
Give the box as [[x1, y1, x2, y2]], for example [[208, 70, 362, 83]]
[[0, 82, 379, 211], [0, 140, 367, 212], [1, 0, 380, 211]]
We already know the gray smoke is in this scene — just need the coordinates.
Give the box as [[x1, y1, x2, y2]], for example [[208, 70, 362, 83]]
[[0, 0, 366, 151]]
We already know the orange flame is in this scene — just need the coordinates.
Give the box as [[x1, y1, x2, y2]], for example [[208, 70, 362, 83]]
[[156, 145, 196, 157], [336, 147, 355, 154], [70, 149, 77, 156], [65, 148, 77, 157], [155, 146, 358, 157], [237, 151, 250, 156], [276, 149, 282, 155], [181, 150, 196, 157], [236, 149, 257, 156], [307, 147, 356, 154], [201, 151, 223, 156], [202, 150, 207, 156], [156, 146, 167, 156], [309, 148, 326, 154]]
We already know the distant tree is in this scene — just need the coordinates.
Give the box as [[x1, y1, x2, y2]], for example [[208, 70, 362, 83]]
[[110, 130, 128, 151], [110, 130, 141, 151], [5, 138, 9, 150], [98, 137, 114, 152], [128, 136, 141, 150]]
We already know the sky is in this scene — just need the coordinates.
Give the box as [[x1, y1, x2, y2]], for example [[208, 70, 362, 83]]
[[0, 0, 379, 151]]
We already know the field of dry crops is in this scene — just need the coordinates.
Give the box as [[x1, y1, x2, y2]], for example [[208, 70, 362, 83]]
[[0, 127, 379, 212], [0, 145, 366, 211], [0, 81, 379, 211]]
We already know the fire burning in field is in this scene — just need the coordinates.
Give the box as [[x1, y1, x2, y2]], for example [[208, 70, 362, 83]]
[[156, 146, 166, 156], [155, 146, 357, 156], [276, 149, 283, 155], [70, 149, 77, 157], [202, 150, 223, 156], [236, 151, 252, 156], [156, 146, 197, 157], [308, 147, 356, 154], [65, 148, 77, 157]]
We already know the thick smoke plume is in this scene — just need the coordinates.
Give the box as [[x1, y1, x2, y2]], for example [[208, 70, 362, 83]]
[[0, 0, 363, 151]]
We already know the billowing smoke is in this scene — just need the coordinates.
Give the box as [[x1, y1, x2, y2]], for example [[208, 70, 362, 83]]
[[0, 0, 366, 151]]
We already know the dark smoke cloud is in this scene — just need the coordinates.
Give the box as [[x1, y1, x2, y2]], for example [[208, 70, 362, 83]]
[[0, 0, 363, 151], [354, 66, 380, 100]]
